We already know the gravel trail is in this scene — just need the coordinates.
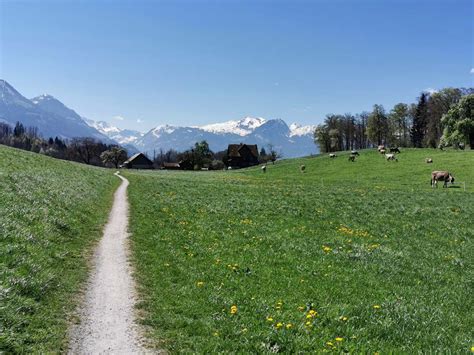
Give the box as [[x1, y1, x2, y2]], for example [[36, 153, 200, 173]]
[[69, 172, 144, 354]]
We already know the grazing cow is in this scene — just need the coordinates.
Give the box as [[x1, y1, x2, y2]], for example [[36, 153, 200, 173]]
[[431, 171, 454, 188], [329, 153, 337, 158], [385, 153, 398, 161], [379, 149, 386, 154], [300, 165, 306, 173], [351, 150, 360, 156], [261, 165, 267, 173], [425, 158, 433, 163], [389, 147, 401, 153], [377, 145, 385, 152], [348, 155, 356, 162]]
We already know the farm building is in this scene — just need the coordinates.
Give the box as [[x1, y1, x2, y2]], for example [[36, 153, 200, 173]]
[[227, 144, 259, 168], [162, 162, 181, 170], [122, 153, 154, 169]]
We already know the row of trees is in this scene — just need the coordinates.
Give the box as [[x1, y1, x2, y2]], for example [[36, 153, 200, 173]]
[[0, 121, 128, 167], [314, 88, 473, 152]]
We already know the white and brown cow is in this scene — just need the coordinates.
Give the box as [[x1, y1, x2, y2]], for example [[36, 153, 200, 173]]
[[431, 171, 455, 188]]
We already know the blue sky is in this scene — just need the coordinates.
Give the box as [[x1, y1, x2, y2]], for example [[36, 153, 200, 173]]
[[1, 0, 472, 131]]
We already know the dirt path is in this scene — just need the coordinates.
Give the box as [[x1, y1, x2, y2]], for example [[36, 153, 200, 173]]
[[69, 172, 144, 354]]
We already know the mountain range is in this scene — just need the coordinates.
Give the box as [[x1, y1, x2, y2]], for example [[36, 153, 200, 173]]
[[0, 79, 319, 158]]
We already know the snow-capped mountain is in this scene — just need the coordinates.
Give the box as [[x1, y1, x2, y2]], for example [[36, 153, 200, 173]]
[[0, 80, 112, 142], [0, 80, 318, 158], [85, 119, 143, 145], [135, 117, 318, 158], [199, 117, 266, 136], [289, 123, 317, 137]]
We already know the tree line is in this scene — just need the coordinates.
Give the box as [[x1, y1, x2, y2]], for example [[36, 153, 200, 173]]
[[314, 88, 473, 152], [0, 121, 128, 167]]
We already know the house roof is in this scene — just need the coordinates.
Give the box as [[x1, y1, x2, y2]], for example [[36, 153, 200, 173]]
[[123, 152, 153, 164], [162, 162, 180, 168], [228, 144, 258, 158]]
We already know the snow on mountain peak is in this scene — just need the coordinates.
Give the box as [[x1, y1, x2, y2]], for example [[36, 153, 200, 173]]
[[31, 94, 57, 104], [289, 122, 316, 137], [153, 124, 176, 137], [85, 118, 143, 144], [200, 116, 266, 136]]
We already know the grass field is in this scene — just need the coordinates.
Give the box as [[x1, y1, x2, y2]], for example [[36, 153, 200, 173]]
[[125, 148, 473, 353], [0, 145, 119, 352]]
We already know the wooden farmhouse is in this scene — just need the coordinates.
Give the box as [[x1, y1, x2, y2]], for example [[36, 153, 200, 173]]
[[122, 153, 154, 169], [227, 144, 259, 168]]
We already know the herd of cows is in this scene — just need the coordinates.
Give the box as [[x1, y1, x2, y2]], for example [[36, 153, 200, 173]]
[[292, 146, 456, 188]]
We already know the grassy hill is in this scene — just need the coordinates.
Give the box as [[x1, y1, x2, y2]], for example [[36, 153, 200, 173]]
[[0, 145, 119, 352], [125, 148, 473, 353]]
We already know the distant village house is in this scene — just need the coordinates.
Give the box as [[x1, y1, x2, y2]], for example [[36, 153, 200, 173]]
[[227, 144, 259, 168], [122, 152, 154, 169], [161, 162, 181, 170]]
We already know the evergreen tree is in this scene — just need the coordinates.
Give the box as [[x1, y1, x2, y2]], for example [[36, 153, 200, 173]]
[[13, 122, 25, 137], [411, 92, 429, 147]]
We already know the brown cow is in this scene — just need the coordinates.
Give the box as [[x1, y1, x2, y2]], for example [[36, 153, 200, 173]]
[[431, 171, 454, 188]]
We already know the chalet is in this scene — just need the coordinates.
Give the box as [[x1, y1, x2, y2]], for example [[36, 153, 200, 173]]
[[227, 144, 259, 168], [162, 162, 181, 170], [122, 153, 154, 169]]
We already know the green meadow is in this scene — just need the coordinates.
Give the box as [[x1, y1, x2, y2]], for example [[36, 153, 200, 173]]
[[0, 145, 119, 352], [125, 148, 474, 353]]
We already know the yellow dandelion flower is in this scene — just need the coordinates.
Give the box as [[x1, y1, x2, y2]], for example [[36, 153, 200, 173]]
[[326, 342, 334, 347], [307, 309, 317, 317], [339, 316, 348, 321], [471, 346, 474, 353], [322, 245, 332, 253], [266, 316, 274, 322], [230, 305, 238, 314], [286, 323, 293, 329], [373, 305, 381, 309], [213, 332, 219, 337], [196, 281, 204, 287], [305, 321, 313, 327], [276, 322, 283, 329], [335, 337, 343, 342]]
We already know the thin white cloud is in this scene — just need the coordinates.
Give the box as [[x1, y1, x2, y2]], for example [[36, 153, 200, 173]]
[[136, 119, 142, 123], [470, 68, 474, 74], [425, 88, 438, 95], [113, 115, 125, 121]]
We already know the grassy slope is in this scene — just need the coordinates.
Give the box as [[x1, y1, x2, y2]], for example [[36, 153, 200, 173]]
[[126, 148, 473, 353], [0, 145, 119, 352]]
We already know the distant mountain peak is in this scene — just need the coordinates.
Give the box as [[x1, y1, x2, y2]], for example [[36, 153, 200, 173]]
[[200, 116, 266, 136], [31, 94, 58, 104], [86, 118, 143, 144]]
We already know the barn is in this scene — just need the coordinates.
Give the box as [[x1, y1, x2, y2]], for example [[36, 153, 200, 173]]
[[227, 144, 259, 168], [122, 153, 154, 169]]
